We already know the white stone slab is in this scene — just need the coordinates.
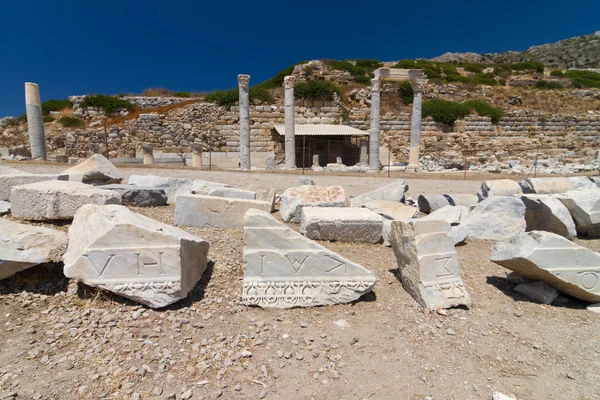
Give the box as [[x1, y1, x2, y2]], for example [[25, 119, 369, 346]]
[[242, 209, 376, 308], [478, 179, 522, 200], [207, 187, 256, 200], [522, 195, 577, 239], [461, 196, 526, 241], [191, 179, 231, 195], [300, 207, 383, 243], [519, 177, 596, 194], [0, 200, 9, 215], [61, 154, 123, 185], [64, 204, 209, 308], [390, 219, 471, 309], [10, 180, 121, 221], [0, 219, 68, 280], [350, 179, 408, 207], [445, 194, 478, 208], [174, 194, 271, 228], [101, 184, 168, 207], [556, 188, 600, 237], [421, 205, 469, 226], [362, 200, 418, 220], [0, 174, 65, 201], [280, 185, 347, 223], [128, 175, 194, 203], [490, 231, 600, 303]]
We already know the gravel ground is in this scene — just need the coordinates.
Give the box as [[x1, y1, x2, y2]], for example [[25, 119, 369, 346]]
[[1, 163, 599, 400]]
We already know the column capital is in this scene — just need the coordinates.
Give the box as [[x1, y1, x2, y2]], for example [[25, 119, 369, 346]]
[[283, 75, 295, 89], [237, 74, 250, 88], [191, 143, 203, 154], [370, 78, 381, 92]]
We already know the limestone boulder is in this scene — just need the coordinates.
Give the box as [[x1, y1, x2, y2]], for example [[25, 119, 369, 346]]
[[350, 179, 408, 207], [242, 209, 376, 308], [417, 194, 450, 214], [522, 195, 576, 239], [0, 174, 65, 201], [10, 181, 121, 221], [300, 207, 383, 243], [128, 175, 193, 203], [450, 225, 469, 245], [257, 188, 277, 212], [61, 154, 123, 185], [207, 187, 256, 200], [461, 196, 526, 241], [101, 184, 168, 207], [478, 179, 522, 200], [421, 205, 469, 225], [490, 231, 600, 303], [63, 204, 209, 308], [519, 176, 596, 194], [191, 179, 231, 195], [556, 188, 600, 236], [280, 185, 347, 223], [445, 194, 478, 208], [174, 195, 272, 228], [0, 219, 68, 280], [390, 219, 471, 309], [514, 281, 559, 304], [362, 200, 418, 220]]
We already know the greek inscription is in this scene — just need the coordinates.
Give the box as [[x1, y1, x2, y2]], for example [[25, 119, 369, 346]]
[[285, 255, 310, 274], [578, 271, 599, 290], [83, 253, 116, 278], [136, 252, 165, 276]]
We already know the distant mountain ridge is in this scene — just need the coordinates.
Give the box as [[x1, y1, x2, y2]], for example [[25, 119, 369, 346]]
[[430, 31, 600, 69]]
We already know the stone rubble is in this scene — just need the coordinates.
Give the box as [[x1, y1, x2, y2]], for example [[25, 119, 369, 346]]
[[101, 184, 168, 207], [174, 195, 272, 228], [0, 173, 66, 201], [298, 177, 315, 186], [514, 281, 559, 304], [522, 195, 577, 239], [519, 177, 596, 194], [61, 154, 123, 185], [128, 175, 194, 203], [556, 188, 600, 236], [417, 194, 450, 214], [361, 200, 418, 220], [421, 205, 470, 226], [300, 207, 384, 244], [461, 196, 526, 241], [280, 185, 347, 223], [478, 179, 523, 200], [207, 187, 256, 200], [350, 179, 408, 207]]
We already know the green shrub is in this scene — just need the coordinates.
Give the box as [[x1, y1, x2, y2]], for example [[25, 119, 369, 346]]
[[255, 62, 306, 89], [41, 99, 72, 116], [564, 70, 600, 88], [463, 100, 503, 124], [423, 99, 503, 125], [323, 59, 380, 85], [475, 73, 499, 86], [550, 70, 564, 77], [397, 81, 414, 105], [535, 80, 564, 89], [498, 78, 507, 86], [79, 95, 136, 114], [43, 115, 55, 123], [204, 87, 274, 108], [463, 64, 484, 73], [511, 61, 545, 73], [294, 80, 341, 100], [249, 87, 274, 103], [58, 116, 84, 128], [174, 91, 190, 98]]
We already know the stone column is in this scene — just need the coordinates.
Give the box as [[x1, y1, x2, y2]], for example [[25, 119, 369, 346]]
[[368, 78, 381, 172], [284, 75, 296, 169], [408, 79, 426, 170], [142, 143, 155, 165], [359, 139, 368, 165], [24, 82, 47, 160], [191, 143, 203, 168], [312, 154, 319, 168], [89, 143, 101, 155], [238, 74, 251, 171]]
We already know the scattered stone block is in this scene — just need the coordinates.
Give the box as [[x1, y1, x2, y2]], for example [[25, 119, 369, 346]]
[[207, 187, 256, 200], [101, 184, 168, 207], [490, 231, 600, 303], [421, 205, 469, 225], [556, 189, 600, 236], [128, 175, 193, 203], [350, 179, 408, 207], [514, 281, 559, 304], [0, 201, 9, 215], [191, 179, 231, 195], [242, 209, 376, 308], [461, 196, 526, 241], [417, 194, 450, 214], [257, 188, 276, 212], [10, 181, 121, 221], [61, 154, 123, 185], [0, 173, 65, 201], [362, 200, 418, 220], [298, 177, 314, 186], [280, 185, 347, 223], [389, 219, 471, 309], [444, 194, 478, 208], [382, 219, 393, 246], [519, 176, 596, 194], [300, 207, 383, 243], [63, 204, 209, 308], [0, 219, 68, 280], [587, 303, 600, 314], [478, 179, 522, 200], [590, 177, 600, 187], [522, 195, 577, 239], [174, 195, 271, 228], [450, 225, 468, 245]]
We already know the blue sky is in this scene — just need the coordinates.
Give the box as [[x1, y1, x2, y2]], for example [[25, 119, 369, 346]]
[[1, 0, 598, 117]]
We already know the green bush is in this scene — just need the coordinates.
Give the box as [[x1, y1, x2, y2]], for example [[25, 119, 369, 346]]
[[294, 80, 341, 100], [463, 100, 503, 124], [463, 64, 484, 73], [43, 115, 55, 123], [204, 87, 274, 108], [41, 99, 72, 116], [249, 87, 274, 103], [423, 99, 503, 125], [58, 116, 84, 128], [564, 70, 600, 88], [323, 59, 381, 85], [174, 92, 190, 98], [535, 80, 564, 89], [79, 95, 136, 114], [550, 70, 564, 77], [475, 73, 499, 86], [255, 62, 304, 89], [498, 78, 507, 86], [397, 81, 414, 105], [511, 61, 545, 73]]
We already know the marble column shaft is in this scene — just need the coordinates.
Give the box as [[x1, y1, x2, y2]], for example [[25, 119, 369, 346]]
[[25, 82, 47, 160], [284, 76, 296, 169], [369, 79, 381, 171], [238, 74, 251, 171]]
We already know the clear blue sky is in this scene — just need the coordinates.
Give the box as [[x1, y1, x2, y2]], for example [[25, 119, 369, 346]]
[[1, 0, 598, 117]]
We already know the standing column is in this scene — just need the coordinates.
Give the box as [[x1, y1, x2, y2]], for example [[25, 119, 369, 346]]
[[142, 143, 155, 165], [284, 75, 296, 169], [24, 82, 47, 160], [359, 139, 368, 165], [368, 78, 381, 171], [238, 74, 251, 171], [408, 79, 426, 170], [191, 143, 203, 168]]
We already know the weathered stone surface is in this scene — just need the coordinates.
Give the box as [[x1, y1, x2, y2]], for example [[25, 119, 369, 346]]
[[0, 201, 9, 215], [127, 175, 225, 203], [280, 185, 347, 223], [444, 194, 478, 208], [0, 163, 25, 175], [556, 189, 600, 236], [64, 204, 209, 308], [519, 177, 596, 194], [0, 174, 65, 201], [298, 177, 314, 186], [242, 209, 376, 308], [0, 219, 68, 280], [588, 303, 600, 313], [11, 181, 121, 221], [421, 205, 469, 225], [101, 184, 168, 207], [450, 225, 468, 245], [382, 219, 393, 246], [522, 195, 577, 239], [514, 281, 559, 304], [490, 231, 600, 303], [174, 195, 271, 228], [257, 188, 276, 212], [461, 196, 526, 241], [478, 179, 522, 200], [62, 154, 123, 185], [590, 177, 600, 187], [417, 194, 450, 214], [191, 179, 231, 195], [390, 219, 471, 309], [300, 207, 383, 243], [362, 200, 418, 220], [207, 187, 256, 200], [350, 179, 408, 207]]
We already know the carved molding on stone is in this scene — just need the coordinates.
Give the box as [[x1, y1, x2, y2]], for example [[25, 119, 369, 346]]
[[238, 74, 250, 88], [370, 78, 381, 92], [283, 75, 295, 89]]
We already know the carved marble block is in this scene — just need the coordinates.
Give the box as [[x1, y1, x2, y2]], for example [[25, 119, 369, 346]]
[[390, 219, 471, 309], [242, 209, 376, 308], [63, 204, 210, 308]]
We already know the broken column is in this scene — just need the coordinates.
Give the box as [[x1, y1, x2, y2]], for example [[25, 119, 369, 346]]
[[238, 74, 251, 171], [142, 143, 155, 165], [408, 79, 425, 170], [191, 143, 202, 168], [359, 139, 368, 165], [284, 75, 296, 169], [25, 82, 47, 160], [368, 78, 381, 172]]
